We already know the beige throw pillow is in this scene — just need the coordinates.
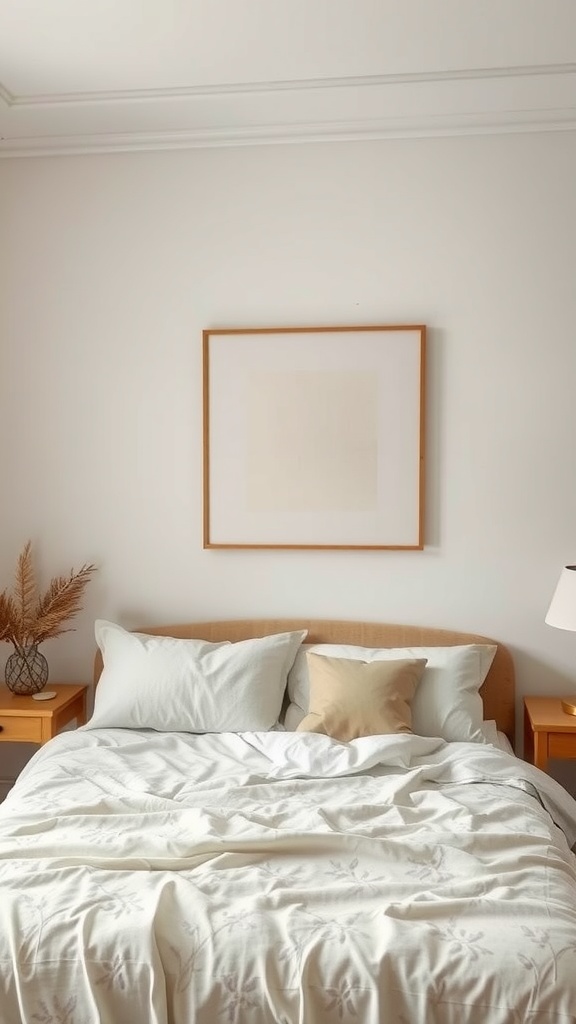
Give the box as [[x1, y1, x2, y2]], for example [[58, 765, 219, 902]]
[[296, 653, 428, 741]]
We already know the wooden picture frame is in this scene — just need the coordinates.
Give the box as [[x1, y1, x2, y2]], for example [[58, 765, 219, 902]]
[[203, 324, 426, 550]]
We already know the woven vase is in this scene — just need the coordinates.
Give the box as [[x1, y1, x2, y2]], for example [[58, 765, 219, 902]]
[[4, 645, 49, 695]]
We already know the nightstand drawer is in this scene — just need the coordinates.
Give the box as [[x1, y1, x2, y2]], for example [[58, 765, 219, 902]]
[[0, 684, 87, 750], [0, 715, 42, 743], [548, 734, 576, 759], [524, 697, 576, 772]]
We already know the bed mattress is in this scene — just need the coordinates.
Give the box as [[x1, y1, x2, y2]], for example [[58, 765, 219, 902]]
[[1, 727, 575, 1023]]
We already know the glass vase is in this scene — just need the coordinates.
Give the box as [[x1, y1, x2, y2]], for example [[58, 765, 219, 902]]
[[4, 645, 49, 695]]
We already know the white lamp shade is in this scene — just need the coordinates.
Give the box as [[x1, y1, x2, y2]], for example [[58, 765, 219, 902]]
[[545, 566, 576, 632]]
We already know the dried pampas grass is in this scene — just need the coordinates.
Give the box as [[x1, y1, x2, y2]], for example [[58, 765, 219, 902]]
[[0, 541, 96, 654]]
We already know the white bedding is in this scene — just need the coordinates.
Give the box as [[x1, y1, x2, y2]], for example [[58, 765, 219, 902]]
[[1, 728, 576, 1023]]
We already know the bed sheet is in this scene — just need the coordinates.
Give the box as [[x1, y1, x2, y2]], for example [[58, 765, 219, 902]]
[[1, 728, 576, 1024]]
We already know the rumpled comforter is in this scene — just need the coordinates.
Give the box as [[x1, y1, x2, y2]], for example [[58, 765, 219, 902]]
[[1, 728, 576, 1024]]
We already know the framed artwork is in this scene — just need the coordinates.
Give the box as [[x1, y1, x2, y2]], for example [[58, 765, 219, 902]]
[[202, 324, 426, 550]]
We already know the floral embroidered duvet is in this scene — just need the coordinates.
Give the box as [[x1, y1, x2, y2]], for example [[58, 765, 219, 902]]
[[1, 727, 575, 1023]]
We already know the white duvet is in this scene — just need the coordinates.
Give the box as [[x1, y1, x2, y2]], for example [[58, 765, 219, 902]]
[[1, 728, 576, 1024]]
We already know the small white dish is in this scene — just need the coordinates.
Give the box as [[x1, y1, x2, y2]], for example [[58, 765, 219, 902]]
[[32, 691, 58, 701]]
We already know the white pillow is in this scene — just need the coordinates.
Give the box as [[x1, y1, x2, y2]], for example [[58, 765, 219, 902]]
[[283, 701, 306, 731], [286, 643, 497, 743], [87, 620, 307, 732]]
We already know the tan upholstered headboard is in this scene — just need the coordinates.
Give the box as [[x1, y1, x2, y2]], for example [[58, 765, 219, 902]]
[[93, 618, 516, 746]]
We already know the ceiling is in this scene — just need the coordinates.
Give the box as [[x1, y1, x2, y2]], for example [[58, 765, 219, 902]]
[[1, 0, 575, 157]]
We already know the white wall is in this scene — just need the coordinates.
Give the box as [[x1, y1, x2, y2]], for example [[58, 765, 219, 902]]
[[1, 131, 576, 785]]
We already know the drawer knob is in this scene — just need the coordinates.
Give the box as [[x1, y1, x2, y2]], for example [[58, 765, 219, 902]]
[[0, 725, 3, 733]]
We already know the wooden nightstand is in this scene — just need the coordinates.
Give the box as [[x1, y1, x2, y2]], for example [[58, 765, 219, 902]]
[[524, 696, 576, 773], [0, 683, 88, 746]]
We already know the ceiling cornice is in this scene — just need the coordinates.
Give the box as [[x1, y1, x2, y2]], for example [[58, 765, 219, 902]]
[[1, 63, 575, 157], [3, 62, 576, 106]]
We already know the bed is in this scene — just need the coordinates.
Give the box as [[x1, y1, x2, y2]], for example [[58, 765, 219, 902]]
[[1, 617, 576, 1024]]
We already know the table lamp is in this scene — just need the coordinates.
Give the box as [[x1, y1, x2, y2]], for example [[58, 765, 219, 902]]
[[545, 565, 576, 715]]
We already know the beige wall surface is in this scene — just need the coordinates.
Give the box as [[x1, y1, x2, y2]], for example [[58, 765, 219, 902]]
[[1, 132, 575, 789]]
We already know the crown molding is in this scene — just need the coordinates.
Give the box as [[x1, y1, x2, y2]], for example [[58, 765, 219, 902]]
[[1, 63, 575, 157], [3, 111, 576, 160], [4, 62, 576, 106]]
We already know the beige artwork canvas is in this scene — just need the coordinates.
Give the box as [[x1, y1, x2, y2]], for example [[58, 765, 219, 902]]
[[203, 324, 426, 549]]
